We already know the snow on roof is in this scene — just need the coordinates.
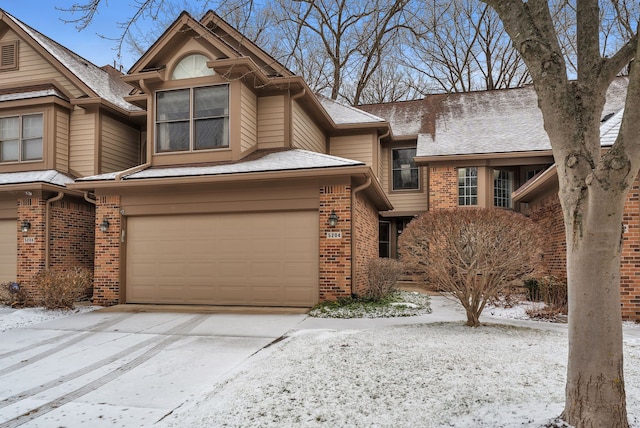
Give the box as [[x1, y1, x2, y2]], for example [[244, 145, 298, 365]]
[[0, 88, 66, 103], [0, 170, 74, 187], [600, 108, 624, 146], [4, 12, 141, 112], [417, 77, 628, 158], [359, 99, 428, 137], [317, 95, 386, 125], [78, 149, 365, 181]]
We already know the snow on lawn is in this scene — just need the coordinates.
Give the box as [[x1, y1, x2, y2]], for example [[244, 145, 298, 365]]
[[160, 321, 640, 428], [0, 305, 101, 332]]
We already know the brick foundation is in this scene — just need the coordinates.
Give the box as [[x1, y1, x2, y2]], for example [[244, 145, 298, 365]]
[[93, 195, 121, 306]]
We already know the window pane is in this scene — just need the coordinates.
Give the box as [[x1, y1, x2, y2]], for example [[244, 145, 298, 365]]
[[1, 140, 18, 161], [156, 122, 189, 152], [458, 167, 478, 206], [392, 148, 419, 190], [194, 86, 229, 118], [22, 114, 43, 139], [22, 138, 42, 160], [157, 90, 189, 121], [494, 170, 513, 208], [0, 117, 18, 140], [195, 118, 228, 149]]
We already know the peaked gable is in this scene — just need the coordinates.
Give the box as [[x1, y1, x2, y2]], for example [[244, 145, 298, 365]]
[[0, 9, 139, 113]]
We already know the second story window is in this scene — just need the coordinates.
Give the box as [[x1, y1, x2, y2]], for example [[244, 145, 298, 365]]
[[392, 148, 419, 190], [0, 113, 43, 163], [458, 167, 478, 206], [155, 85, 229, 153], [494, 169, 513, 208]]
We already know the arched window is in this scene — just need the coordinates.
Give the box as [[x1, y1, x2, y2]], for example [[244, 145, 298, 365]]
[[171, 54, 215, 80]]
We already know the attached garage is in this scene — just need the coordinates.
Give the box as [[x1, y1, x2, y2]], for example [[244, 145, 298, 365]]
[[0, 219, 16, 283], [125, 211, 319, 306]]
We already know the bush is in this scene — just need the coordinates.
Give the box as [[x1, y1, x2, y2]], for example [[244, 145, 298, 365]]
[[524, 276, 568, 319], [34, 267, 93, 310], [0, 282, 28, 307], [363, 258, 404, 301]]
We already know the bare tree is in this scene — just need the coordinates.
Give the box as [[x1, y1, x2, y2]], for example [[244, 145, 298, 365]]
[[478, 1, 639, 425], [399, 208, 544, 327]]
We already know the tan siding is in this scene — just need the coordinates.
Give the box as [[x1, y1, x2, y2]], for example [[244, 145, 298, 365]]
[[257, 95, 285, 149], [329, 134, 374, 165], [292, 101, 325, 153], [0, 219, 17, 283], [381, 147, 428, 213], [0, 30, 82, 98], [55, 109, 69, 173], [101, 115, 140, 173], [240, 83, 257, 154], [69, 107, 96, 176]]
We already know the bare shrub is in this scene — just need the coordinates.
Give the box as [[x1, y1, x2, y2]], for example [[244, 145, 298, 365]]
[[524, 276, 568, 320], [399, 208, 545, 327], [363, 258, 404, 301], [0, 282, 28, 307], [34, 267, 93, 310]]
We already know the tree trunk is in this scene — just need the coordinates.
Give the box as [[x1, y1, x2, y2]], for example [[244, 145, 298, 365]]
[[561, 183, 628, 427]]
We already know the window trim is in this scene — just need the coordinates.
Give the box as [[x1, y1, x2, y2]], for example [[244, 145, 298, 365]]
[[493, 169, 514, 209], [0, 40, 18, 71], [391, 147, 420, 192], [0, 113, 43, 164], [154, 84, 230, 154]]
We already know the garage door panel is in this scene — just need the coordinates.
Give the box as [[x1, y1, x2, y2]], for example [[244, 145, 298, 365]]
[[127, 211, 318, 306]]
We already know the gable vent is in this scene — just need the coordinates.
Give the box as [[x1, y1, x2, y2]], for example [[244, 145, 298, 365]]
[[0, 41, 18, 71]]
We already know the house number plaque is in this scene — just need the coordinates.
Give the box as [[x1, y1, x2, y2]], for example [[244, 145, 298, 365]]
[[23, 237, 35, 244], [326, 231, 342, 239]]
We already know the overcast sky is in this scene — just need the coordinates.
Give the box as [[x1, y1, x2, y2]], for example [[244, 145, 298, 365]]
[[2, 0, 142, 70]]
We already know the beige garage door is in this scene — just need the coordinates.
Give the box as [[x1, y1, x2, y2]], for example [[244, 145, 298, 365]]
[[126, 211, 319, 306], [0, 220, 16, 283]]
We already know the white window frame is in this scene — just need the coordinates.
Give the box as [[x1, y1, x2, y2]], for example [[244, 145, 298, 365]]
[[458, 167, 478, 206], [494, 169, 513, 208]]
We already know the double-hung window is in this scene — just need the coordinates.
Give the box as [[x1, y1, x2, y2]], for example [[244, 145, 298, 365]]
[[458, 167, 478, 206], [392, 148, 419, 190], [0, 113, 43, 162], [155, 85, 229, 153]]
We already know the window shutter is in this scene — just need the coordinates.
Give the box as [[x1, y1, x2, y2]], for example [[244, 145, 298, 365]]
[[0, 41, 18, 71]]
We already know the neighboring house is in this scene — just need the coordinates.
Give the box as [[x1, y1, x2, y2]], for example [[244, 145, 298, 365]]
[[1, 9, 638, 319]]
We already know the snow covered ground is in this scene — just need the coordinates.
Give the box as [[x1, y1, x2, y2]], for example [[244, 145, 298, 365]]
[[0, 305, 101, 333], [1, 298, 640, 427]]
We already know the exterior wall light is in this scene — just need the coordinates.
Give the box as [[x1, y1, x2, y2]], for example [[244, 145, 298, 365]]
[[99, 218, 110, 233], [20, 220, 31, 233], [328, 210, 339, 227]]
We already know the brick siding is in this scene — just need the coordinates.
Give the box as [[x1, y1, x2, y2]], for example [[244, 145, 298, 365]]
[[17, 197, 46, 301], [49, 199, 95, 272], [93, 195, 121, 306], [319, 184, 352, 301], [429, 166, 458, 210], [354, 192, 379, 295], [528, 193, 567, 281]]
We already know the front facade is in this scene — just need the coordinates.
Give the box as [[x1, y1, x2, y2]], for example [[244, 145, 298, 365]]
[[2, 9, 639, 319]]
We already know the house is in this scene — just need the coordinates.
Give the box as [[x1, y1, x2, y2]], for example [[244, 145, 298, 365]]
[[2, 9, 638, 319]]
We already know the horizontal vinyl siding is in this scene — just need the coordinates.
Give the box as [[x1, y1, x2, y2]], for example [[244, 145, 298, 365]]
[[69, 108, 95, 176], [1, 31, 82, 98], [292, 102, 325, 153], [240, 84, 257, 154], [55, 109, 70, 173], [381, 147, 428, 213], [257, 95, 285, 149], [101, 115, 140, 173], [329, 134, 374, 166]]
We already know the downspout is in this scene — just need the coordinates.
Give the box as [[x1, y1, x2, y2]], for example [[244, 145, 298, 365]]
[[351, 176, 372, 296], [45, 192, 65, 269]]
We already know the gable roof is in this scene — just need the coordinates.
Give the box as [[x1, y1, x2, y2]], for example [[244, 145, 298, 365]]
[[318, 95, 386, 126], [0, 9, 140, 113]]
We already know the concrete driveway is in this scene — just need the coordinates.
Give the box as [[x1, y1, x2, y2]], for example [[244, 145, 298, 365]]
[[0, 309, 307, 427]]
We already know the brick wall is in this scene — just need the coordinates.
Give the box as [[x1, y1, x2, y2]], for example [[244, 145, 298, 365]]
[[429, 166, 458, 210], [17, 197, 46, 301], [528, 192, 566, 281], [93, 195, 121, 306], [319, 184, 351, 301], [354, 192, 379, 295], [621, 175, 640, 320], [49, 199, 95, 272]]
